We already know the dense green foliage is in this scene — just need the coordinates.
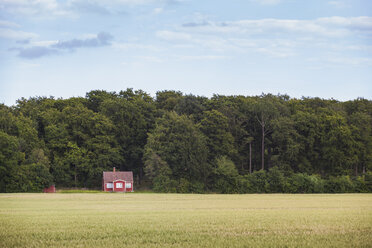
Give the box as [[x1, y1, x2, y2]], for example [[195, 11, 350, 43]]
[[0, 89, 371, 193]]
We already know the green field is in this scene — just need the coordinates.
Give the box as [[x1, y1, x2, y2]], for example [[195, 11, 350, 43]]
[[0, 194, 371, 248]]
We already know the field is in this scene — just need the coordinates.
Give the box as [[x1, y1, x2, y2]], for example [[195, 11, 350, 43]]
[[0, 193, 371, 248]]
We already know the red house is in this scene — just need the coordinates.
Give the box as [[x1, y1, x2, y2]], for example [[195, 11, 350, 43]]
[[102, 168, 133, 192], [43, 185, 56, 193]]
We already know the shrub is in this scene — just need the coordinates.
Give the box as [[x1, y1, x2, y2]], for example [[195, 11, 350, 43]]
[[177, 178, 190, 193], [6, 163, 53, 193], [286, 173, 325, 193], [325, 176, 354, 193], [365, 172, 372, 192], [211, 156, 240, 193], [353, 176, 367, 193], [247, 170, 267, 193], [265, 166, 286, 193]]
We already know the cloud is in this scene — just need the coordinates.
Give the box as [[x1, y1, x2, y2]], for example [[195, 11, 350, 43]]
[[308, 56, 372, 67], [0, 20, 38, 42], [0, 20, 20, 28], [52, 32, 113, 50], [156, 30, 192, 41], [178, 55, 229, 61], [16, 39, 30, 44], [15, 46, 58, 59], [68, 1, 111, 15], [112, 42, 161, 51], [0, 28, 38, 40], [0, 0, 66, 16], [326, 57, 372, 66], [135, 55, 163, 63], [155, 16, 372, 62], [13, 32, 114, 59], [328, 1, 349, 8], [181, 16, 372, 37], [153, 7, 163, 14], [182, 21, 210, 27], [251, 0, 282, 5], [0, 0, 178, 17]]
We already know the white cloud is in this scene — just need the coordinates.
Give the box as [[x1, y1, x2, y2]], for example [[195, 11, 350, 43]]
[[155, 16, 372, 62], [251, 0, 282, 5], [0, 20, 20, 28], [178, 55, 229, 61], [0, 28, 37, 40], [326, 57, 372, 66], [112, 42, 161, 51], [0, 0, 63, 15], [153, 7, 163, 14], [135, 55, 163, 63], [328, 1, 349, 8], [0, 0, 183, 17], [182, 17, 372, 38], [0, 0, 162, 16], [31, 40, 58, 47], [308, 56, 372, 67], [317, 16, 372, 31], [156, 30, 192, 41]]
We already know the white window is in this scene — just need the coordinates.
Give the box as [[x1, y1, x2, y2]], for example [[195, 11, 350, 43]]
[[116, 182, 123, 188], [125, 183, 132, 189], [106, 183, 113, 189]]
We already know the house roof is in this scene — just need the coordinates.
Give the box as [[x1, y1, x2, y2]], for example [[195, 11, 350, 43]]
[[103, 171, 133, 182]]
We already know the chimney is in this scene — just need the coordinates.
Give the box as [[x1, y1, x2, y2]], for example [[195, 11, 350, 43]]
[[113, 167, 116, 173]]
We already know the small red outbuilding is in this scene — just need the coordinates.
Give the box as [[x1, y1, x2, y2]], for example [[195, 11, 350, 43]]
[[43, 185, 56, 193], [102, 168, 133, 192]]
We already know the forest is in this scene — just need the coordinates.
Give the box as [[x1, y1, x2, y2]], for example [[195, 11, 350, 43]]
[[0, 89, 371, 193]]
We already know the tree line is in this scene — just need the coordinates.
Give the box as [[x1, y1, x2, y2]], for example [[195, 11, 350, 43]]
[[0, 89, 371, 193]]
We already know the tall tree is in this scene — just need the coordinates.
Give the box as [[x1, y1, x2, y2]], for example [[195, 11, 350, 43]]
[[253, 94, 287, 170], [198, 110, 236, 162], [144, 112, 210, 185]]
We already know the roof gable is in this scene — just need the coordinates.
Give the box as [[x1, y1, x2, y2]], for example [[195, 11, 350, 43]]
[[103, 171, 133, 182]]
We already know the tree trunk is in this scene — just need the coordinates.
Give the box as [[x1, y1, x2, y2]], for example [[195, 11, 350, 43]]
[[268, 147, 272, 169], [74, 165, 77, 188], [261, 115, 265, 171], [249, 142, 252, 174], [355, 164, 358, 177]]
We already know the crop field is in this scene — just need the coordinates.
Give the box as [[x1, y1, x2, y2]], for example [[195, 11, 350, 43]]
[[0, 193, 371, 248]]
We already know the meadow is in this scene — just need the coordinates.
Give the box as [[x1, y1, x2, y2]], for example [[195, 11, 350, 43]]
[[0, 193, 371, 248]]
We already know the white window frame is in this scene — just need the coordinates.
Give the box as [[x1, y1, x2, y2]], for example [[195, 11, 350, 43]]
[[125, 182, 132, 189], [106, 183, 113, 189], [116, 182, 123, 189]]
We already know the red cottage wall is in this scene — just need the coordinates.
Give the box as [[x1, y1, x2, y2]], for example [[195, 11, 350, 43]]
[[125, 181, 133, 192], [113, 180, 125, 192], [43, 185, 56, 193], [104, 183, 113, 192]]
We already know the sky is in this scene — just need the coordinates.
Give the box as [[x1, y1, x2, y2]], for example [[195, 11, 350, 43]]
[[0, 0, 372, 106]]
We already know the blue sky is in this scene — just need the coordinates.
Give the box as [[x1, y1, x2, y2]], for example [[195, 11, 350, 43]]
[[1, 0, 371, 105]]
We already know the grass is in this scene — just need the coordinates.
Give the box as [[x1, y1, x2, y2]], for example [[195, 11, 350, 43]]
[[57, 189, 105, 193], [0, 193, 371, 248]]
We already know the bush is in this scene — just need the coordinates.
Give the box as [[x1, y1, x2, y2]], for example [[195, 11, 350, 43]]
[[286, 173, 325, 193], [365, 172, 372, 192], [153, 174, 177, 193], [6, 163, 53, 192], [188, 181, 205, 194], [152, 165, 177, 193], [352, 176, 367, 193], [247, 170, 267, 193], [265, 167, 286, 193], [177, 178, 190, 193], [325, 176, 354, 193], [211, 157, 240, 193], [308, 174, 325, 193]]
